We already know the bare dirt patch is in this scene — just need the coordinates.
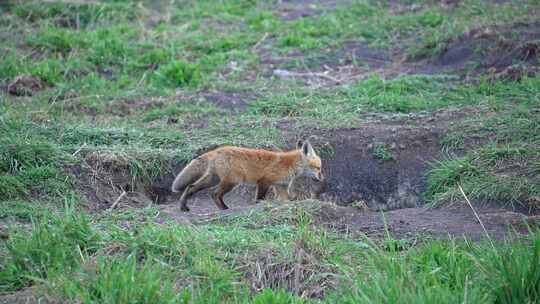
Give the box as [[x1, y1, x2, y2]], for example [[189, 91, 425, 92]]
[[197, 90, 257, 113], [347, 205, 532, 241], [6, 75, 46, 96], [74, 151, 179, 211], [273, 0, 351, 21], [261, 41, 393, 87], [421, 21, 540, 78], [0, 287, 59, 304], [156, 200, 533, 242]]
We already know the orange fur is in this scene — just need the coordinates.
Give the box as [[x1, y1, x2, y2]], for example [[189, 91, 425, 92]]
[[171, 141, 323, 212]]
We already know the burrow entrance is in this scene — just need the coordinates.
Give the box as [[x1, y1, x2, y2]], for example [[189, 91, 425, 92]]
[[75, 107, 476, 215]]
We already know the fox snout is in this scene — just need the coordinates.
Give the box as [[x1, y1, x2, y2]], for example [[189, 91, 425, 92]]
[[312, 171, 324, 182]]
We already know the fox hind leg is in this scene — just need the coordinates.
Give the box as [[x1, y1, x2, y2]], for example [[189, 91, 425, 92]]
[[179, 172, 218, 212]]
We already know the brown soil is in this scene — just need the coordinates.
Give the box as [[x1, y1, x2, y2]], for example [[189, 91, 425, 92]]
[[274, 0, 351, 21], [423, 21, 540, 78], [258, 20, 540, 87], [197, 90, 258, 113], [0, 287, 59, 304], [156, 199, 534, 242], [294, 107, 481, 209], [73, 151, 182, 211], [6, 75, 46, 96]]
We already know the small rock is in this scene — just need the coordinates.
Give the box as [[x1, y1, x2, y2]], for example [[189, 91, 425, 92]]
[[273, 69, 294, 78]]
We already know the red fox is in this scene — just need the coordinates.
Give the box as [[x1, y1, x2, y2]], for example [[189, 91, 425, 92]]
[[171, 140, 323, 211]]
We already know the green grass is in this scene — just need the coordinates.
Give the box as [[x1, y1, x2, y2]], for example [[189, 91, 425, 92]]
[[0, 132, 74, 200], [424, 76, 540, 210], [425, 145, 540, 210], [1, 0, 540, 301], [0, 204, 100, 291], [154, 60, 202, 88], [331, 234, 540, 303], [60, 256, 179, 304], [0, 201, 46, 221], [372, 143, 394, 161], [1, 204, 539, 303]]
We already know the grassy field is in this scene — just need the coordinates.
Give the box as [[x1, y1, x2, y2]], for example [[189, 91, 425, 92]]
[[1, 0, 540, 302]]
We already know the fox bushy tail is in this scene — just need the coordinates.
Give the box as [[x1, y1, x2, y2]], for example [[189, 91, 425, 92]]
[[171, 158, 207, 193]]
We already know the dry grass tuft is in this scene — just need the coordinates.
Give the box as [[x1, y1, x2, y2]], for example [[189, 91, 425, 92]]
[[238, 239, 337, 299]]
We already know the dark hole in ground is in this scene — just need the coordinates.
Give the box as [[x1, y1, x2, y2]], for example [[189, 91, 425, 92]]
[[313, 126, 440, 210], [296, 109, 469, 210]]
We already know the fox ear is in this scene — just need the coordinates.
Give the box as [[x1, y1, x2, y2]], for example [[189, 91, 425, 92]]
[[301, 140, 315, 157], [296, 139, 303, 150]]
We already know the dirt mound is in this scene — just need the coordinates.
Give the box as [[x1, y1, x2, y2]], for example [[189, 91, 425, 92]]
[[349, 205, 533, 241], [249, 201, 534, 241], [75, 151, 180, 211], [6, 75, 46, 96], [428, 21, 540, 78]]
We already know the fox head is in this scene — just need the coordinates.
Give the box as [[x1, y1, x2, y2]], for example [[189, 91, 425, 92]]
[[297, 140, 323, 182]]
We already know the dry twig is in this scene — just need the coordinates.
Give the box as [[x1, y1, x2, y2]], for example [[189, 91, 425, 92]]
[[109, 190, 127, 210], [458, 184, 495, 248]]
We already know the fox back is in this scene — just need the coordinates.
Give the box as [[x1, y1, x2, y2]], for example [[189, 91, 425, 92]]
[[209, 140, 322, 185]]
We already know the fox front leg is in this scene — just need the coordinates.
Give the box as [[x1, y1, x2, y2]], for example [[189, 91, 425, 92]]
[[273, 185, 290, 201], [286, 181, 297, 201], [255, 182, 271, 204]]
